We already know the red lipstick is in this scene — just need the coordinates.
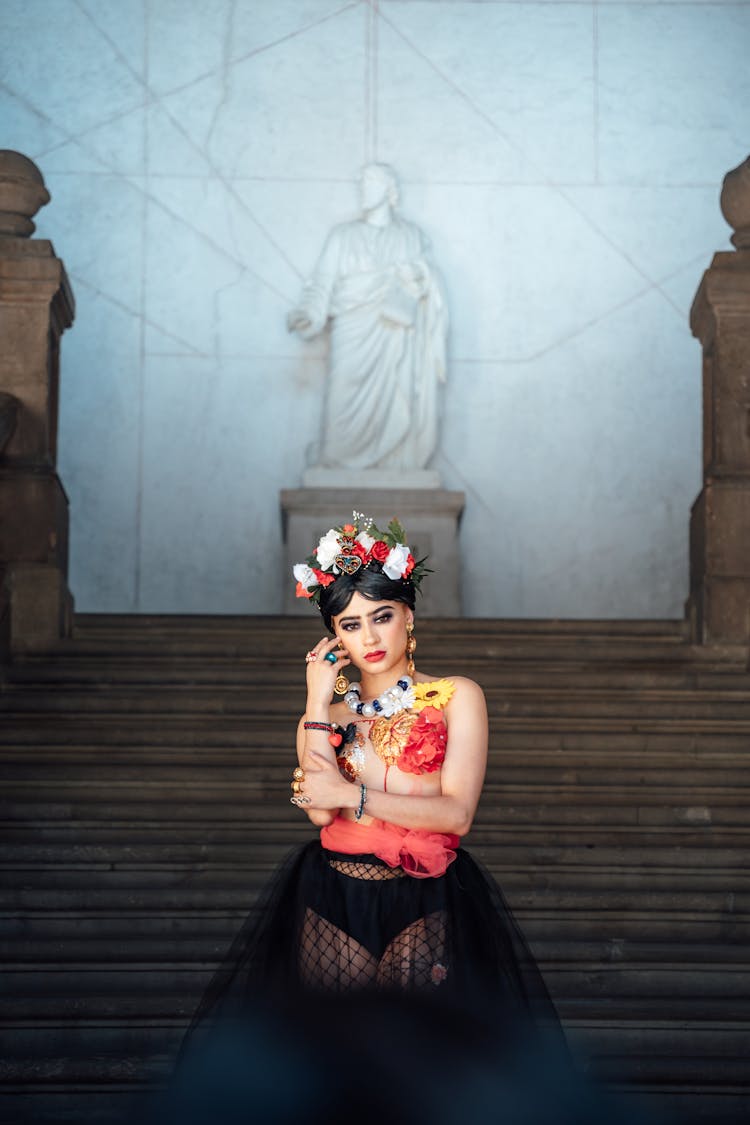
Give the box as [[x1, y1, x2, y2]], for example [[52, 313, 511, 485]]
[[364, 651, 386, 662]]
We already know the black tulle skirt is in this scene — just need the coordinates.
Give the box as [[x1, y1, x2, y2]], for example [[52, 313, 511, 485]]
[[180, 840, 565, 1051], [157, 846, 665, 1125]]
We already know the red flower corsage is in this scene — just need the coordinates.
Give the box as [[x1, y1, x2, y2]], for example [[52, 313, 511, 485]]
[[398, 706, 447, 775]]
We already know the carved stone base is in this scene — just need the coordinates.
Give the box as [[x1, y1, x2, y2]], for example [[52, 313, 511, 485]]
[[3, 563, 74, 653], [280, 487, 465, 617], [687, 479, 750, 644], [0, 468, 74, 653]]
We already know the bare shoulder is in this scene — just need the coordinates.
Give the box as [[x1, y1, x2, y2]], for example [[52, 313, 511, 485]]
[[445, 676, 487, 717], [416, 673, 485, 703], [415, 673, 486, 717], [447, 675, 485, 699]]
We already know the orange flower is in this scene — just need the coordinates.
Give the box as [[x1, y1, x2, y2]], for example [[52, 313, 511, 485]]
[[342, 524, 355, 535], [295, 581, 313, 599]]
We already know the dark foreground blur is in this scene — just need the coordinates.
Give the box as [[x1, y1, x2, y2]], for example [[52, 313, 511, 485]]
[[144, 991, 664, 1125]]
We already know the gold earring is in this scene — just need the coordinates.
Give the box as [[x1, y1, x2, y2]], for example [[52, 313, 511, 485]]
[[406, 621, 416, 677], [334, 673, 350, 695]]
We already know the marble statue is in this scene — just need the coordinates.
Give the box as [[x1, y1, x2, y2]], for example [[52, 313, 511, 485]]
[[287, 164, 448, 472]]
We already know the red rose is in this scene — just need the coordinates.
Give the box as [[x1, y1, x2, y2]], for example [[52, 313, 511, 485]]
[[351, 541, 368, 562], [370, 540, 389, 562], [313, 568, 335, 587], [404, 553, 415, 577]]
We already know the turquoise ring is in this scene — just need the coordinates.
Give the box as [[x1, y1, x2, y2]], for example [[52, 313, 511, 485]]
[[324, 652, 337, 664]]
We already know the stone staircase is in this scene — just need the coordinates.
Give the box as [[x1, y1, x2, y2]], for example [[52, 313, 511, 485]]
[[1, 614, 749, 1123]]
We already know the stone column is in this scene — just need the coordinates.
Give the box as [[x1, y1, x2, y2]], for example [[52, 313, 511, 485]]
[[687, 156, 750, 645], [0, 151, 75, 655]]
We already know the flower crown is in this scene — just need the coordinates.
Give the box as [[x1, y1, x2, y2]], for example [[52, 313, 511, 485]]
[[293, 512, 430, 604]]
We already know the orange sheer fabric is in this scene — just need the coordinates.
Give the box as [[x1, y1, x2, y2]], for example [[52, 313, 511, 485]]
[[320, 815, 459, 879]]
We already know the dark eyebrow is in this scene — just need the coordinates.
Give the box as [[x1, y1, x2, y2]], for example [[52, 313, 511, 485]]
[[338, 605, 396, 624]]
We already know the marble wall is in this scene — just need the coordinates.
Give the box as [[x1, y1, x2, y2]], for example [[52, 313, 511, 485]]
[[2, 0, 746, 617]]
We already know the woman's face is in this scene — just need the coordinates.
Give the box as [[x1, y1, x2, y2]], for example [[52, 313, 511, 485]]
[[332, 592, 412, 677]]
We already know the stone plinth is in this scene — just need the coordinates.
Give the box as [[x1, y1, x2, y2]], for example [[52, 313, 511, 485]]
[[687, 244, 750, 645], [302, 467, 441, 490], [280, 488, 465, 617], [0, 151, 75, 656]]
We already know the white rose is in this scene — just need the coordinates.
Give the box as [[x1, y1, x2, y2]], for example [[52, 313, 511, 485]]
[[383, 543, 410, 580], [315, 528, 341, 571], [293, 563, 315, 589], [356, 530, 375, 552], [401, 686, 416, 710]]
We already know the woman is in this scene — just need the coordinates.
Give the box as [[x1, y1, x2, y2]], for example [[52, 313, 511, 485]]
[[182, 515, 564, 1045]]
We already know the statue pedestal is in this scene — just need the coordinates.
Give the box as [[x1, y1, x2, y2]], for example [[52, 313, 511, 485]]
[[302, 468, 441, 490], [280, 487, 465, 617], [687, 248, 750, 645]]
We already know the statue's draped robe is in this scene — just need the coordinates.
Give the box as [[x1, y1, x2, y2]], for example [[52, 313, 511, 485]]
[[297, 217, 448, 470]]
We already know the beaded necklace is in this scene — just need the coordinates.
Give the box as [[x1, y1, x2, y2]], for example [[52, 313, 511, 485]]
[[343, 675, 414, 719]]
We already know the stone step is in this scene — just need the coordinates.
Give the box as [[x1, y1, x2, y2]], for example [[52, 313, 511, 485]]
[[2, 716, 749, 752], [3, 756, 750, 792], [2, 912, 747, 952], [2, 774, 747, 804], [2, 798, 747, 830], [2, 837, 748, 874], [1, 856, 747, 893], [4, 960, 747, 1005], [2, 612, 747, 1122], [3, 838, 746, 885], [71, 612, 692, 638], [0, 1018, 747, 1082], [0, 921, 743, 964], [2, 875, 747, 916], [29, 616, 741, 667], [1, 738, 749, 774], [4, 682, 750, 720], [0, 1090, 148, 1125], [6, 654, 750, 690], [0, 1085, 743, 1125], [1, 921, 748, 993], [1, 895, 746, 949], [4, 817, 748, 854]]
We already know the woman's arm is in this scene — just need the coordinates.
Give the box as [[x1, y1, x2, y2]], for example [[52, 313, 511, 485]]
[[303, 678, 488, 836], [293, 634, 351, 828], [296, 714, 337, 827]]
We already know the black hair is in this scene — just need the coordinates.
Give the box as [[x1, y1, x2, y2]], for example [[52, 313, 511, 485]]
[[318, 563, 416, 633]]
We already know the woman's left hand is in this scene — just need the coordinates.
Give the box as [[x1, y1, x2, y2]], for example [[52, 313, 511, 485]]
[[298, 750, 353, 811]]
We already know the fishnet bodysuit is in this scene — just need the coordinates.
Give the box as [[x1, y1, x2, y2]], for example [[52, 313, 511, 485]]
[[299, 857, 449, 991]]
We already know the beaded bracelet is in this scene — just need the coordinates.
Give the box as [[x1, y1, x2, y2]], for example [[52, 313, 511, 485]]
[[303, 721, 334, 733], [355, 783, 367, 822]]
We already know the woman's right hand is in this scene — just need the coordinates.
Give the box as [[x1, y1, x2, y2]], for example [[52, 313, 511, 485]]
[[305, 635, 350, 708]]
